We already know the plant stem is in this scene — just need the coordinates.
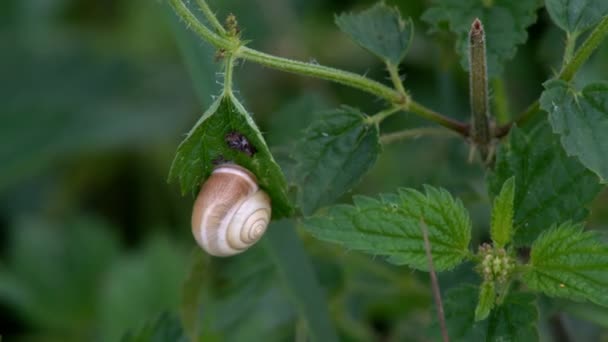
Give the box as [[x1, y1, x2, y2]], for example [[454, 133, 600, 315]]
[[223, 55, 235, 94], [195, 0, 226, 35], [408, 101, 470, 136], [169, 0, 232, 49], [237, 46, 403, 103], [169, 0, 470, 136], [420, 220, 449, 342], [380, 127, 458, 144], [497, 16, 608, 136], [469, 18, 491, 160], [387, 62, 408, 99], [562, 31, 578, 65], [560, 16, 608, 82], [366, 107, 401, 125]]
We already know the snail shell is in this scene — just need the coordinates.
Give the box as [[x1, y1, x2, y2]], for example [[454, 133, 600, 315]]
[[191, 164, 271, 256]]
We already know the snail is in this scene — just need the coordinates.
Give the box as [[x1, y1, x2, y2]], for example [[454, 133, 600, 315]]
[[191, 163, 271, 256]]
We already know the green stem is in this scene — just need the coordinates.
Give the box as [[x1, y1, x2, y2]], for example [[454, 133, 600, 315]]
[[195, 0, 226, 35], [562, 31, 578, 66], [380, 127, 458, 144], [237, 46, 403, 103], [491, 78, 510, 124], [169, 0, 232, 49], [170, 0, 469, 135], [387, 62, 408, 99], [223, 55, 235, 94], [366, 107, 401, 125], [500, 16, 608, 136], [560, 16, 608, 82]]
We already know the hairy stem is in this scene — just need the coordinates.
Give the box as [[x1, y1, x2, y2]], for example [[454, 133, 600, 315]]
[[560, 16, 608, 82], [387, 62, 408, 99], [469, 18, 491, 160], [169, 0, 469, 136], [223, 55, 235, 94], [195, 0, 226, 35], [420, 221, 449, 342], [562, 31, 578, 66], [502, 16, 608, 133], [366, 107, 401, 125], [237, 46, 403, 103]]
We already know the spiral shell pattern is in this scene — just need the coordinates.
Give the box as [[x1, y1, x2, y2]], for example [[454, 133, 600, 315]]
[[191, 164, 271, 256]]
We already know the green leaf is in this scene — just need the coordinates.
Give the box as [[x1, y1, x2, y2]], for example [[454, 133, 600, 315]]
[[522, 222, 608, 307], [303, 186, 471, 271], [488, 123, 601, 246], [540, 79, 608, 183], [168, 93, 293, 218], [545, 0, 608, 34], [263, 220, 339, 342], [474, 281, 495, 321], [444, 285, 538, 341], [335, 3, 414, 65], [422, 0, 540, 76], [490, 177, 515, 247], [293, 107, 380, 215]]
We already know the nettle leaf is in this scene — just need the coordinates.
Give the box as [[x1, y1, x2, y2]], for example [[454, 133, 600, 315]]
[[168, 93, 293, 218], [444, 285, 538, 341], [303, 186, 471, 271], [540, 80, 608, 183], [488, 124, 601, 246], [293, 107, 380, 215], [335, 2, 413, 65], [474, 281, 495, 321], [522, 222, 608, 307], [490, 177, 515, 248], [545, 0, 608, 34], [422, 0, 540, 75]]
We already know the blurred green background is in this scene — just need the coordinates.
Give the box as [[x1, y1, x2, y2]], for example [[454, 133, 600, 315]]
[[1, 0, 607, 340]]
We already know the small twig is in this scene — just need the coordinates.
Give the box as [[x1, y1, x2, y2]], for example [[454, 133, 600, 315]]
[[420, 220, 449, 342]]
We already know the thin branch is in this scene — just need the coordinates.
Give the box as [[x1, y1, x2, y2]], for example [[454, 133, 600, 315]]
[[420, 220, 449, 342]]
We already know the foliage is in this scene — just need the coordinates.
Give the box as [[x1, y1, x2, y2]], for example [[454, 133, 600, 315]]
[[3, 0, 608, 341]]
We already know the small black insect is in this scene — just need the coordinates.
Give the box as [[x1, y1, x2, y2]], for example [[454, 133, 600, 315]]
[[225, 131, 257, 157]]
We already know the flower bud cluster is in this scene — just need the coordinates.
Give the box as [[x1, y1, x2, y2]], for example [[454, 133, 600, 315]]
[[477, 243, 514, 283]]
